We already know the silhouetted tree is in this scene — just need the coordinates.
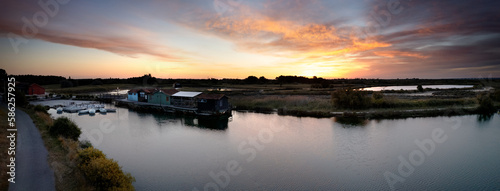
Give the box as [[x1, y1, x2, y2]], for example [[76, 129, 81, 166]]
[[417, 85, 424, 92], [258, 76, 268, 84], [477, 93, 496, 114], [244, 76, 259, 84]]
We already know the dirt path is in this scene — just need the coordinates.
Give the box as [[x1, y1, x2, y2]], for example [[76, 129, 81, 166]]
[[8, 109, 55, 191]]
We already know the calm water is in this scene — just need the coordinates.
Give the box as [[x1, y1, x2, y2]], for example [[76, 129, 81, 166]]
[[362, 85, 474, 91], [47, 106, 500, 190]]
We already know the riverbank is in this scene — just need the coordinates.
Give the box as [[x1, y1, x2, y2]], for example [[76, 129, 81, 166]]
[[230, 94, 499, 119], [21, 105, 135, 190], [21, 107, 93, 190]]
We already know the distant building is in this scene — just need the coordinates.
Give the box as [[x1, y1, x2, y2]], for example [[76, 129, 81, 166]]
[[197, 93, 229, 113], [16, 82, 45, 95], [127, 88, 155, 102], [148, 89, 178, 105], [127, 90, 139, 102], [172, 82, 182, 89], [171, 91, 202, 108]]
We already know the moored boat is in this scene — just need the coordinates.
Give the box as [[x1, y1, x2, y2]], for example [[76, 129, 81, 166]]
[[78, 110, 89, 114]]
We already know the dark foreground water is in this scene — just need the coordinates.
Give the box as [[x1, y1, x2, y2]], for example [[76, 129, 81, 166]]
[[48, 106, 500, 190]]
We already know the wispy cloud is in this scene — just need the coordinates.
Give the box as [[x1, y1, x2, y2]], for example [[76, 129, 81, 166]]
[[1, 0, 499, 78]]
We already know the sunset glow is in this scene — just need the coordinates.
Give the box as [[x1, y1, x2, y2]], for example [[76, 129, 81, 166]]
[[1, 0, 499, 79]]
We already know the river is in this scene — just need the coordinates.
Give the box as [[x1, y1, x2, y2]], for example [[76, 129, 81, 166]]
[[47, 105, 500, 190], [362, 85, 474, 91]]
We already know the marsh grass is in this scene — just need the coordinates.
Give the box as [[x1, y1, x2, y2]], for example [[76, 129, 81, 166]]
[[371, 97, 478, 109], [231, 95, 332, 112]]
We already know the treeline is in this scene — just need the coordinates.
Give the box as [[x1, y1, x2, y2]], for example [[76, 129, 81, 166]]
[[11, 74, 65, 85], [7, 72, 500, 88]]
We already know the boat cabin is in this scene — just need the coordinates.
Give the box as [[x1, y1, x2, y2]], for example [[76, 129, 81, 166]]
[[171, 91, 202, 108], [196, 93, 230, 113]]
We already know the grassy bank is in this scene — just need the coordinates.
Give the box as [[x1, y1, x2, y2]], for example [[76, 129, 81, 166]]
[[23, 106, 135, 190], [231, 95, 332, 112], [231, 94, 497, 118], [45, 84, 136, 94], [0, 108, 10, 191], [24, 107, 93, 190]]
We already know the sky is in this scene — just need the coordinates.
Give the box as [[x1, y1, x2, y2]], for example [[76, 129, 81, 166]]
[[1, 0, 499, 79]]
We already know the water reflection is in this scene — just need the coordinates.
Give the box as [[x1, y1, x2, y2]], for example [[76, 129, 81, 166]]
[[477, 113, 495, 123], [43, 103, 500, 190], [152, 113, 230, 131], [334, 117, 368, 127]]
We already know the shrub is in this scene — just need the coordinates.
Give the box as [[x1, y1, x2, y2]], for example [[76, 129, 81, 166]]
[[15, 90, 27, 107], [491, 89, 500, 101], [372, 92, 384, 100], [78, 147, 135, 190], [417, 85, 424, 92], [79, 140, 93, 149], [331, 88, 372, 109], [34, 104, 48, 113], [50, 117, 82, 140], [477, 93, 496, 113], [78, 147, 106, 165]]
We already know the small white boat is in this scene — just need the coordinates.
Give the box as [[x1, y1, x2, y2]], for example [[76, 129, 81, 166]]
[[99, 108, 107, 113], [88, 109, 96, 115], [78, 110, 89, 114], [56, 107, 63, 113]]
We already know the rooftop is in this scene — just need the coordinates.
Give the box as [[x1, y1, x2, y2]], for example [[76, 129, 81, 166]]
[[172, 91, 202, 98]]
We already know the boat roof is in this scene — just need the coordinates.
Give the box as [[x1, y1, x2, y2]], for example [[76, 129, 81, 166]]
[[172, 91, 202, 98]]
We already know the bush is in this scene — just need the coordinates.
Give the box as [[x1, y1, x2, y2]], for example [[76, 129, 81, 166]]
[[15, 90, 27, 107], [34, 104, 48, 113], [331, 88, 372, 109], [491, 89, 500, 101], [78, 147, 105, 164], [417, 85, 424, 92], [372, 92, 384, 100], [477, 93, 496, 113], [79, 140, 93, 149], [78, 147, 135, 190], [49, 117, 81, 140]]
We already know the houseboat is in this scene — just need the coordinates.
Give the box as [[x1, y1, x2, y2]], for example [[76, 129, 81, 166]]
[[119, 89, 231, 116]]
